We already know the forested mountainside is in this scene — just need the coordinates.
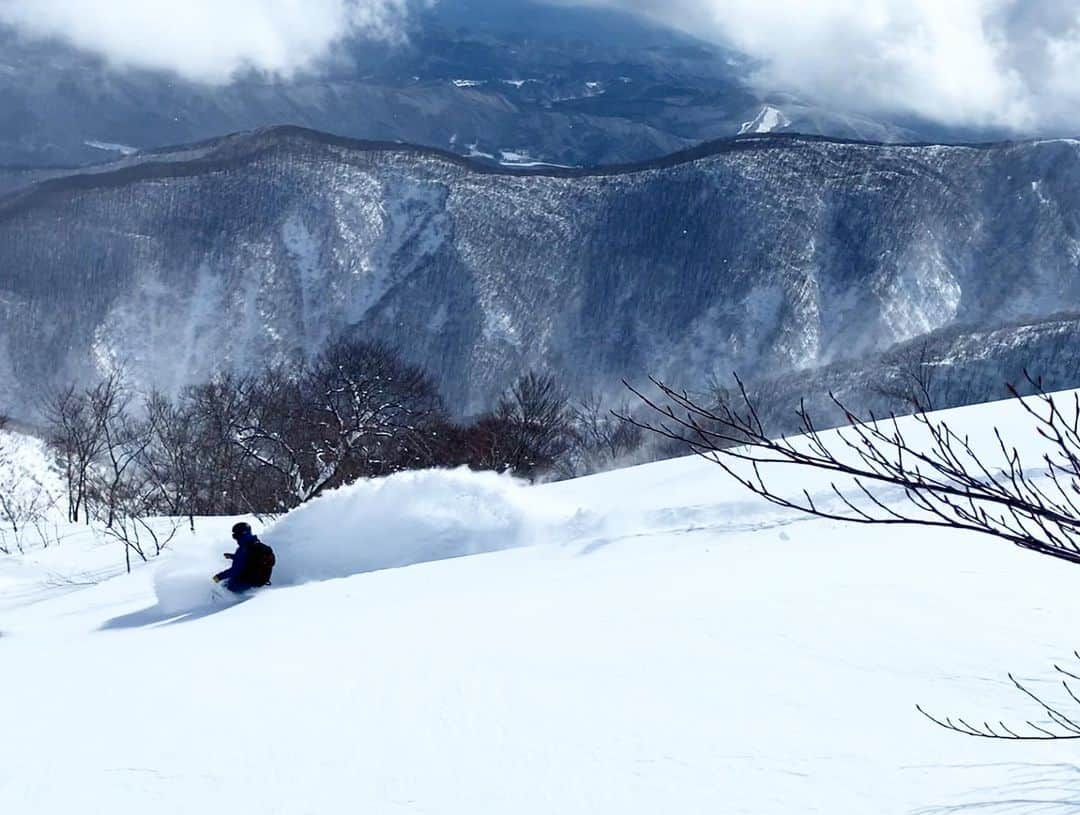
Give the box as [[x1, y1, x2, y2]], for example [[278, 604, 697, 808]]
[[730, 313, 1080, 434], [1, 127, 1078, 418]]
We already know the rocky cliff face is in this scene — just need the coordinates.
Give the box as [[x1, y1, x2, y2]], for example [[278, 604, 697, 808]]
[[1, 127, 1079, 417]]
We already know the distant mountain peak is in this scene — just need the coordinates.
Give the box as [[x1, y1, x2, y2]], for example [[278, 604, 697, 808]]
[[739, 105, 792, 135]]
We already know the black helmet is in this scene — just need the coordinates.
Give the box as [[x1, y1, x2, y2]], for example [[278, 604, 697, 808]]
[[231, 522, 252, 540]]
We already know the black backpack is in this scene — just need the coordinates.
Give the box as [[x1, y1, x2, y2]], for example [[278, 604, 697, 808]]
[[246, 540, 276, 587]]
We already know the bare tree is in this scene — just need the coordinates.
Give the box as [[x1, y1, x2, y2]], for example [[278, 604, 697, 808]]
[[40, 375, 179, 571], [918, 655, 1080, 740], [227, 340, 445, 509], [227, 366, 319, 509], [144, 392, 203, 531], [42, 384, 108, 523], [563, 394, 644, 476], [182, 374, 265, 516], [624, 372, 1080, 567], [306, 338, 444, 482], [86, 375, 147, 529], [75, 376, 180, 572], [487, 371, 574, 480], [871, 339, 940, 412]]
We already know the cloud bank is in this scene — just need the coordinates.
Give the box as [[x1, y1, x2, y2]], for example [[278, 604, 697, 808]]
[[581, 0, 1080, 133], [2, 0, 1079, 133], [0, 0, 414, 83]]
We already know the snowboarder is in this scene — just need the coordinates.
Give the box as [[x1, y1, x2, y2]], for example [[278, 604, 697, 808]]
[[213, 522, 275, 593]]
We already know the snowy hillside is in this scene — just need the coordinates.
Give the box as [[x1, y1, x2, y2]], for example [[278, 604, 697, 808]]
[[0, 427, 62, 555], [5, 393, 1080, 812]]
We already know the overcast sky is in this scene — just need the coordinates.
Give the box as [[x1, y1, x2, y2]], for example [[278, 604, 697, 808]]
[[0, 0, 414, 82], [590, 0, 1080, 132], [0, 0, 1078, 133]]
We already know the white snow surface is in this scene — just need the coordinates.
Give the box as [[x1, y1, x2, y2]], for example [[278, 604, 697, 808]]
[[739, 104, 792, 135], [0, 428, 64, 555], [84, 140, 139, 156], [5, 395, 1080, 812]]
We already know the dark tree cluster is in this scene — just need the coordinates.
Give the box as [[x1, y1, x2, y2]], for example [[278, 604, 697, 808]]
[[40, 338, 645, 564]]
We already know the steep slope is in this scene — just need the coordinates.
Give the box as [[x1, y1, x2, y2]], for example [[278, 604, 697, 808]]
[[2, 128, 1080, 416], [4, 395, 1080, 813]]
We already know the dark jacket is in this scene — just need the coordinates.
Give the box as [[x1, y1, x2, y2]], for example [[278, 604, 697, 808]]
[[215, 532, 271, 591]]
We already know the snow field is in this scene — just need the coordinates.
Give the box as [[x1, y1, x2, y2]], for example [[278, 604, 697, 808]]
[[5, 393, 1080, 812]]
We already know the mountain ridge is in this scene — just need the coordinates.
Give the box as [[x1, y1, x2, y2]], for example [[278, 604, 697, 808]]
[[4, 124, 1075, 216], [6, 123, 1074, 194], [3, 126, 1080, 420]]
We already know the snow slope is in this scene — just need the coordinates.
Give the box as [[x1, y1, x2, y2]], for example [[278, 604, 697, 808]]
[[5, 395, 1080, 813], [0, 427, 63, 565], [739, 104, 792, 134]]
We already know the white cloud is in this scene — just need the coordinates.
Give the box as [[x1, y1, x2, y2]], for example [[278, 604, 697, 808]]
[[4, 0, 1080, 133], [0, 0, 414, 83], [573, 0, 1080, 133]]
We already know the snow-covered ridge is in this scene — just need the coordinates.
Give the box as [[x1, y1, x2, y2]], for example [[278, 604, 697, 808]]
[[84, 140, 139, 156], [0, 124, 1000, 201]]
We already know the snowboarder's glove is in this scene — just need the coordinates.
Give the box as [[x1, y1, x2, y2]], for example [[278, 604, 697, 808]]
[[223, 553, 234, 560], [212, 574, 223, 583]]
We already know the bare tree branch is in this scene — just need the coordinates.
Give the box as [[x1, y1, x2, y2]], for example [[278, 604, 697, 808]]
[[622, 372, 1080, 568]]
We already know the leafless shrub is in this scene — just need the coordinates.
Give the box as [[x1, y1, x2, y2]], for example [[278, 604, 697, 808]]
[[624, 371, 1080, 566], [871, 339, 940, 412], [102, 510, 181, 574], [560, 394, 644, 477], [917, 655, 1080, 740]]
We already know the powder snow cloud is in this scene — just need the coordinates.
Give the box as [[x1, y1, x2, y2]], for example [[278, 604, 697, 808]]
[[0, 0, 415, 83], [570, 0, 1080, 133]]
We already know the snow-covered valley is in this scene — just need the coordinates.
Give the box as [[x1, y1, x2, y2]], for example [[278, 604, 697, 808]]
[[4, 395, 1080, 813]]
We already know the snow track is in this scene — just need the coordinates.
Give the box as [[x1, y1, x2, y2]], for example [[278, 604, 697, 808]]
[[153, 469, 581, 615], [150, 466, 819, 617]]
